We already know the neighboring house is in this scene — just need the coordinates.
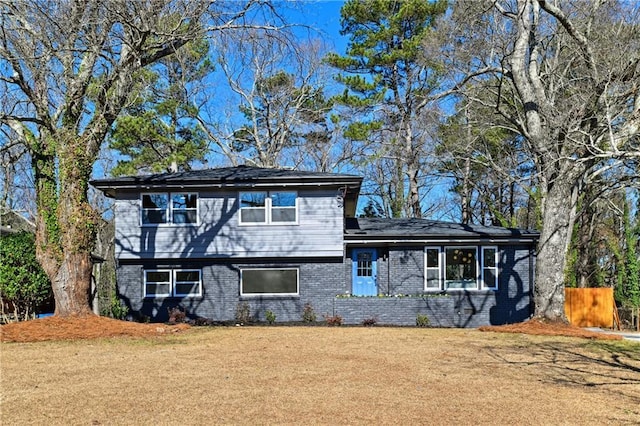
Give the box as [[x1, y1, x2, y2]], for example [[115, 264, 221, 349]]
[[91, 166, 538, 327]]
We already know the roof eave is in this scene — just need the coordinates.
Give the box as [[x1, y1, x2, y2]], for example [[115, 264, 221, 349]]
[[91, 176, 362, 193], [344, 236, 539, 244]]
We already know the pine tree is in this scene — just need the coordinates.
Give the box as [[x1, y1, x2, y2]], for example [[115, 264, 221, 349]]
[[108, 39, 212, 176], [326, 0, 447, 218]]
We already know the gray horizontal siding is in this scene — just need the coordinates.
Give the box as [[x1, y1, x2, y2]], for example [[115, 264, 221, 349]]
[[115, 189, 344, 259]]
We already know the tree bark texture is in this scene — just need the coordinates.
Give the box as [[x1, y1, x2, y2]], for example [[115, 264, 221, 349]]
[[533, 179, 578, 320]]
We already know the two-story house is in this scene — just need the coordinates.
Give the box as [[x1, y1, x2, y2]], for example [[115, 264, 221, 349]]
[[91, 165, 538, 327]]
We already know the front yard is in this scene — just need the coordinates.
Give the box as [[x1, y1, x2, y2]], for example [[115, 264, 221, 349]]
[[1, 326, 639, 424]]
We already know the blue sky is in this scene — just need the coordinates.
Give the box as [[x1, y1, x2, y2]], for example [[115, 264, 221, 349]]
[[287, 1, 348, 52]]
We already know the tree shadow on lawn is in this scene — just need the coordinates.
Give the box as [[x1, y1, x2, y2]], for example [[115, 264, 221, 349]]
[[483, 339, 640, 403]]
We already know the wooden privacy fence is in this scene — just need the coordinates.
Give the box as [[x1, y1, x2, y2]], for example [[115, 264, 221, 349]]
[[564, 288, 615, 328]]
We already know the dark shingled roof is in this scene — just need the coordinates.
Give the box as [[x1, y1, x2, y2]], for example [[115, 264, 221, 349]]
[[91, 165, 362, 187], [345, 217, 538, 240]]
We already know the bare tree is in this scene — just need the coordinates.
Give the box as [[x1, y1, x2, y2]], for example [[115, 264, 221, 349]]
[[0, 0, 286, 316], [442, 0, 640, 320], [195, 31, 344, 170], [437, 94, 536, 228]]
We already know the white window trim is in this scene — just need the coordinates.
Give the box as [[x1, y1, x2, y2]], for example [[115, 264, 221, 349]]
[[424, 246, 442, 291], [144, 269, 172, 298], [173, 269, 203, 297], [140, 192, 199, 226], [239, 268, 300, 297], [238, 191, 268, 225], [444, 246, 479, 291], [481, 246, 499, 290], [238, 191, 298, 226], [423, 245, 500, 291], [144, 268, 202, 298]]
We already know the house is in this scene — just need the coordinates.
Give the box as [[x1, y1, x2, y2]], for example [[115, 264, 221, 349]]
[[90, 165, 538, 327]]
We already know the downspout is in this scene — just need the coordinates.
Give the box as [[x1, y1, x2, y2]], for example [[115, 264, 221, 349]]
[[529, 245, 535, 318], [385, 248, 390, 296]]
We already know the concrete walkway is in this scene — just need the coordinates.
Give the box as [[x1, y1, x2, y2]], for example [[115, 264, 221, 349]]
[[585, 327, 640, 342]]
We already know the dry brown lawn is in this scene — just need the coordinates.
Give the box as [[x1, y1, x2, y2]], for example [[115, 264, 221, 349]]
[[1, 324, 639, 425]]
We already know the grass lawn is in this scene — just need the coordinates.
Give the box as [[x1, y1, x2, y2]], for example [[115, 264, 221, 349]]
[[1, 326, 639, 425]]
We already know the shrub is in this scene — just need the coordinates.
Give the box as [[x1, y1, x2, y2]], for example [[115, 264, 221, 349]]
[[362, 317, 377, 326], [265, 309, 276, 324], [193, 317, 214, 326], [302, 302, 316, 323], [235, 302, 251, 324], [167, 306, 186, 324], [102, 289, 128, 320], [323, 314, 343, 326], [0, 232, 53, 322], [416, 314, 430, 327]]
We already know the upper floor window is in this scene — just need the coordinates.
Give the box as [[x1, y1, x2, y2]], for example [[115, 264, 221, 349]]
[[239, 191, 297, 225], [141, 193, 198, 225]]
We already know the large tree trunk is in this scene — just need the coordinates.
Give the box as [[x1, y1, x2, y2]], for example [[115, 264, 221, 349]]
[[403, 119, 422, 218], [34, 132, 98, 316], [533, 178, 578, 321], [50, 253, 94, 316]]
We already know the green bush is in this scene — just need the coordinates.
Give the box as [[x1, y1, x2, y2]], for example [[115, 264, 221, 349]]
[[265, 309, 276, 324], [101, 288, 129, 320], [0, 232, 52, 322], [416, 314, 430, 327]]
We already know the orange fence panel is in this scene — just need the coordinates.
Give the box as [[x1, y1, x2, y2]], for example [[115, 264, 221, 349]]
[[564, 288, 613, 328]]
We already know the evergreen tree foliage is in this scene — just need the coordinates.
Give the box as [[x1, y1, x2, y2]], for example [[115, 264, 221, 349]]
[[326, 0, 447, 218], [108, 39, 212, 176], [0, 232, 52, 321], [621, 198, 640, 307]]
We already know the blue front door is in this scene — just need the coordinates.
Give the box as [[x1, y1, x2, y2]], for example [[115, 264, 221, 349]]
[[352, 248, 377, 296]]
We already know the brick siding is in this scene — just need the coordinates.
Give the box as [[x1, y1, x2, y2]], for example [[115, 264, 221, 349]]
[[117, 244, 533, 327]]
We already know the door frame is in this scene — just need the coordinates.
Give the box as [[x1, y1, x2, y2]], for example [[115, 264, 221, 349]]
[[351, 248, 378, 296]]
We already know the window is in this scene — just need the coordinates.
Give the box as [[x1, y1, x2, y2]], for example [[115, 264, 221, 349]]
[[145, 270, 171, 297], [424, 246, 499, 291], [239, 191, 297, 224], [142, 193, 198, 225], [174, 270, 202, 296], [424, 247, 441, 290], [142, 194, 168, 224], [445, 247, 478, 290], [271, 192, 297, 222], [482, 247, 499, 290], [172, 194, 198, 224], [240, 268, 299, 296], [144, 269, 201, 297], [239, 192, 267, 223], [356, 251, 373, 277]]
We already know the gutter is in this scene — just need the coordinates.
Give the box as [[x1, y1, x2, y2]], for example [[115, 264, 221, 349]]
[[92, 179, 363, 198], [344, 238, 539, 245]]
